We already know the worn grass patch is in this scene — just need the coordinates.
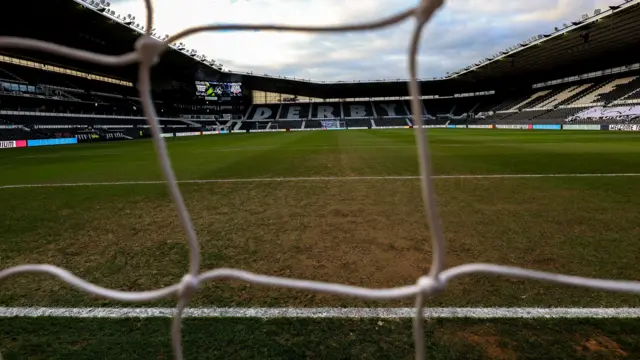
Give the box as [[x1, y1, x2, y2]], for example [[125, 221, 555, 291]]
[[1, 176, 639, 308]]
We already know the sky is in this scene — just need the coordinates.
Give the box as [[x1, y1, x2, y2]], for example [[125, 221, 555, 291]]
[[108, 0, 617, 82]]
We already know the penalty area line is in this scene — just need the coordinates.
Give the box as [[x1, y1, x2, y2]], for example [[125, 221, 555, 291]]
[[1, 307, 640, 319], [1, 173, 640, 189]]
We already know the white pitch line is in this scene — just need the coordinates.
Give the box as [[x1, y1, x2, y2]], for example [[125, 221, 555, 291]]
[[1, 173, 640, 189], [1, 307, 640, 319]]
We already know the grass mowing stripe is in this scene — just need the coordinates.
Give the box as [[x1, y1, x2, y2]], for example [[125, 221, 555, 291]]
[[1, 173, 640, 189], [2, 307, 640, 318]]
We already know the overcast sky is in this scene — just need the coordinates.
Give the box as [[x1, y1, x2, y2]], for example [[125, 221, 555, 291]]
[[109, 0, 617, 81]]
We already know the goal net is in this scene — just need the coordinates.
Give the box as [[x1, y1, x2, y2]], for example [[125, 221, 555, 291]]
[[319, 119, 346, 129], [256, 122, 269, 130], [2, 1, 640, 360]]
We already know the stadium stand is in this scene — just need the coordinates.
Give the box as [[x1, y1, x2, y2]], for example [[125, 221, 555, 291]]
[[2, 0, 640, 143], [241, 69, 640, 127]]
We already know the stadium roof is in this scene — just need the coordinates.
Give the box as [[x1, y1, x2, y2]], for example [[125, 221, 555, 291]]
[[1, 0, 639, 98]]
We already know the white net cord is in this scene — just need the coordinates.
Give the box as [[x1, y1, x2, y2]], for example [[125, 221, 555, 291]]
[[2, 0, 640, 359]]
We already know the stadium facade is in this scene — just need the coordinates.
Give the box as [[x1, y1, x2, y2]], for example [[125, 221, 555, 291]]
[[1, 0, 640, 147]]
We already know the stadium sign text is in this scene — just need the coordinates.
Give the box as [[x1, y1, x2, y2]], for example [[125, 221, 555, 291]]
[[0, 140, 16, 149], [562, 124, 601, 130], [175, 132, 202, 137], [496, 124, 529, 129], [609, 124, 640, 131]]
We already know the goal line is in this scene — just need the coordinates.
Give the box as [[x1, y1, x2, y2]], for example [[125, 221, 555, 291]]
[[1, 173, 639, 190], [1, 307, 639, 319]]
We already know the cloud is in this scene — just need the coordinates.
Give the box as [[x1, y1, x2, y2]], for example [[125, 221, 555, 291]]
[[109, 0, 618, 81]]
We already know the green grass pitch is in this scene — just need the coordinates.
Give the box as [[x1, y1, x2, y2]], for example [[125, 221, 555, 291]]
[[1, 129, 640, 359]]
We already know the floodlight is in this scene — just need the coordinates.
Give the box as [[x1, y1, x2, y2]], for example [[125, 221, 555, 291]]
[[594, 9, 601, 15]]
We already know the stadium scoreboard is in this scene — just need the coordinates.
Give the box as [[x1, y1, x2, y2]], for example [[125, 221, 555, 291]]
[[195, 81, 243, 102]]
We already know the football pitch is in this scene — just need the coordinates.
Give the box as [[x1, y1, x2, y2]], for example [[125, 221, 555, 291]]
[[1, 129, 640, 359]]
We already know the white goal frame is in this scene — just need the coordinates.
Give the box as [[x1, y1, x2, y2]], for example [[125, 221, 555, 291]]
[[2, 1, 640, 360]]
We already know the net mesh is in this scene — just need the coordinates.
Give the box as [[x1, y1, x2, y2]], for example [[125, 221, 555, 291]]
[[1, 0, 640, 359]]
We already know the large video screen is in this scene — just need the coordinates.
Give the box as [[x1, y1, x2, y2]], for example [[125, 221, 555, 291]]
[[195, 81, 243, 102]]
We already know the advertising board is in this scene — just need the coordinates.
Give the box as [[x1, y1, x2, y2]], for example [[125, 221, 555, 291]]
[[496, 124, 529, 129], [175, 132, 202, 137], [532, 124, 562, 130], [562, 124, 601, 130], [27, 138, 78, 147], [609, 124, 640, 131], [0, 141, 16, 149], [0, 140, 27, 149]]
